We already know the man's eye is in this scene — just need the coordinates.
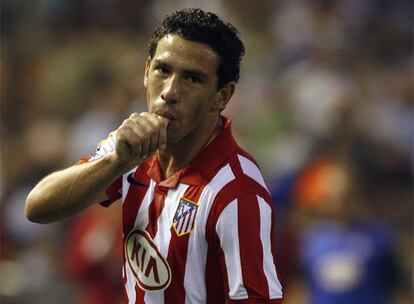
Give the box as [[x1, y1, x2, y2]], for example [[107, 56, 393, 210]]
[[186, 75, 201, 84], [155, 66, 169, 74]]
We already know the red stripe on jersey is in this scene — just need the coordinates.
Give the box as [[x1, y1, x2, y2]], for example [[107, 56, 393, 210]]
[[135, 284, 144, 304], [227, 299, 283, 304], [164, 184, 207, 304], [205, 236, 229, 303], [237, 193, 269, 298], [146, 186, 167, 238], [123, 165, 151, 233], [231, 153, 272, 203], [101, 176, 122, 207]]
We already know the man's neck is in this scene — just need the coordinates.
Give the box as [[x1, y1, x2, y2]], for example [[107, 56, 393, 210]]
[[157, 116, 223, 179]]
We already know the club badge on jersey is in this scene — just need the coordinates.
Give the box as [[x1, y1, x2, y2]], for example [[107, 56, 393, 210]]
[[173, 197, 198, 236]]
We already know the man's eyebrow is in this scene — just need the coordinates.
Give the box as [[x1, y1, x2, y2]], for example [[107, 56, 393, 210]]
[[153, 59, 209, 79], [183, 69, 208, 80], [153, 59, 170, 68]]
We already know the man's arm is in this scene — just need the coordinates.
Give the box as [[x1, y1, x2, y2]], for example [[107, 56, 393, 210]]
[[25, 153, 125, 223], [25, 112, 168, 224]]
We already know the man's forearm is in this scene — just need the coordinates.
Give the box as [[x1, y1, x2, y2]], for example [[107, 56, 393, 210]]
[[25, 153, 127, 223]]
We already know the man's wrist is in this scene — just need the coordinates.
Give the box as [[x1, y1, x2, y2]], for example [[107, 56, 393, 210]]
[[104, 152, 140, 176]]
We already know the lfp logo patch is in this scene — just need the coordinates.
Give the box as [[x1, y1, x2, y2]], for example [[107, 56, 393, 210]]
[[173, 197, 198, 236]]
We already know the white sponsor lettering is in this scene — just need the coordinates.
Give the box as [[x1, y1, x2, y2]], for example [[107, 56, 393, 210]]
[[125, 229, 171, 291]]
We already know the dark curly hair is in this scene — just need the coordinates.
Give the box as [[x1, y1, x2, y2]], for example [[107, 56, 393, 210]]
[[148, 8, 245, 89]]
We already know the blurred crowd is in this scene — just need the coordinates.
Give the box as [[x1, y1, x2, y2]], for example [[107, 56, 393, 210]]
[[1, 0, 412, 303]]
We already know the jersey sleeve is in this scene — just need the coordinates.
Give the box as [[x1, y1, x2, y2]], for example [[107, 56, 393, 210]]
[[77, 131, 122, 207], [215, 192, 283, 303]]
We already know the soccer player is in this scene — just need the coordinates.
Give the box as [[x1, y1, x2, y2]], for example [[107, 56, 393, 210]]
[[25, 8, 283, 303]]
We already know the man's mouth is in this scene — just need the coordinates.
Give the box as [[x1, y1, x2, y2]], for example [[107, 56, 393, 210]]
[[154, 109, 177, 123], [156, 114, 170, 126]]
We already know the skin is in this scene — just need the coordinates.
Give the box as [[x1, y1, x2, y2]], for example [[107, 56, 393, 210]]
[[25, 34, 235, 223]]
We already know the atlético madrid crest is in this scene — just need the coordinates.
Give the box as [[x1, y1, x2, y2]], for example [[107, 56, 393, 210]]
[[172, 197, 198, 236]]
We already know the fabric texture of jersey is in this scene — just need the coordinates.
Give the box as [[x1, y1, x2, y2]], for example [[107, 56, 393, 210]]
[[86, 116, 283, 304]]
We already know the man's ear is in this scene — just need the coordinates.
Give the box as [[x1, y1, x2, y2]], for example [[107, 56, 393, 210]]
[[144, 57, 151, 87], [211, 82, 236, 112]]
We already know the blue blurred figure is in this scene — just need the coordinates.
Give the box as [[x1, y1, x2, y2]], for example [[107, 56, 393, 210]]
[[273, 155, 399, 304], [296, 158, 398, 304], [301, 220, 396, 304]]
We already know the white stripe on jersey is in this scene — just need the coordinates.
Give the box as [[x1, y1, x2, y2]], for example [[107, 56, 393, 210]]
[[144, 292, 163, 304], [134, 179, 156, 229], [198, 164, 235, 238], [154, 183, 189, 257], [122, 166, 138, 203], [125, 261, 137, 304], [184, 234, 208, 304], [237, 154, 269, 192], [184, 164, 235, 304], [216, 199, 248, 300], [144, 183, 189, 304], [257, 195, 283, 298]]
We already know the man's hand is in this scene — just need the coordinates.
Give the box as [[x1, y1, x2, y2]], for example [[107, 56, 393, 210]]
[[114, 112, 169, 169]]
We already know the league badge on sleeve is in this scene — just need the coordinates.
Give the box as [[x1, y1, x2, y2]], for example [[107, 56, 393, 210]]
[[89, 131, 117, 161], [173, 197, 198, 236]]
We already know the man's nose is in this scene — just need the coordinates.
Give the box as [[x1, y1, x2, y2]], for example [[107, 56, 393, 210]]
[[161, 75, 180, 104]]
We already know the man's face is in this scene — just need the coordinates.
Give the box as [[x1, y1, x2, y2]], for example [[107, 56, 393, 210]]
[[144, 34, 222, 144]]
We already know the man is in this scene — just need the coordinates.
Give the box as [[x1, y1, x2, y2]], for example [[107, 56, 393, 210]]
[[26, 8, 283, 303]]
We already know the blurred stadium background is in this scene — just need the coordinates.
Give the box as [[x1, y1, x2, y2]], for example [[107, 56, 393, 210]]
[[0, 0, 412, 303]]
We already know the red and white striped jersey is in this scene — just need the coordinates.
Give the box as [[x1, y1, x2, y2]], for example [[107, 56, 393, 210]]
[[88, 116, 283, 303]]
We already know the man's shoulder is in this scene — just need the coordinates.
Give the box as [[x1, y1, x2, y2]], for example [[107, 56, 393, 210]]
[[207, 146, 270, 200], [203, 147, 273, 229], [228, 147, 266, 187]]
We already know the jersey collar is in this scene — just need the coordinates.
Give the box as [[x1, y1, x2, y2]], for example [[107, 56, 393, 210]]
[[146, 116, 238, 188]]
